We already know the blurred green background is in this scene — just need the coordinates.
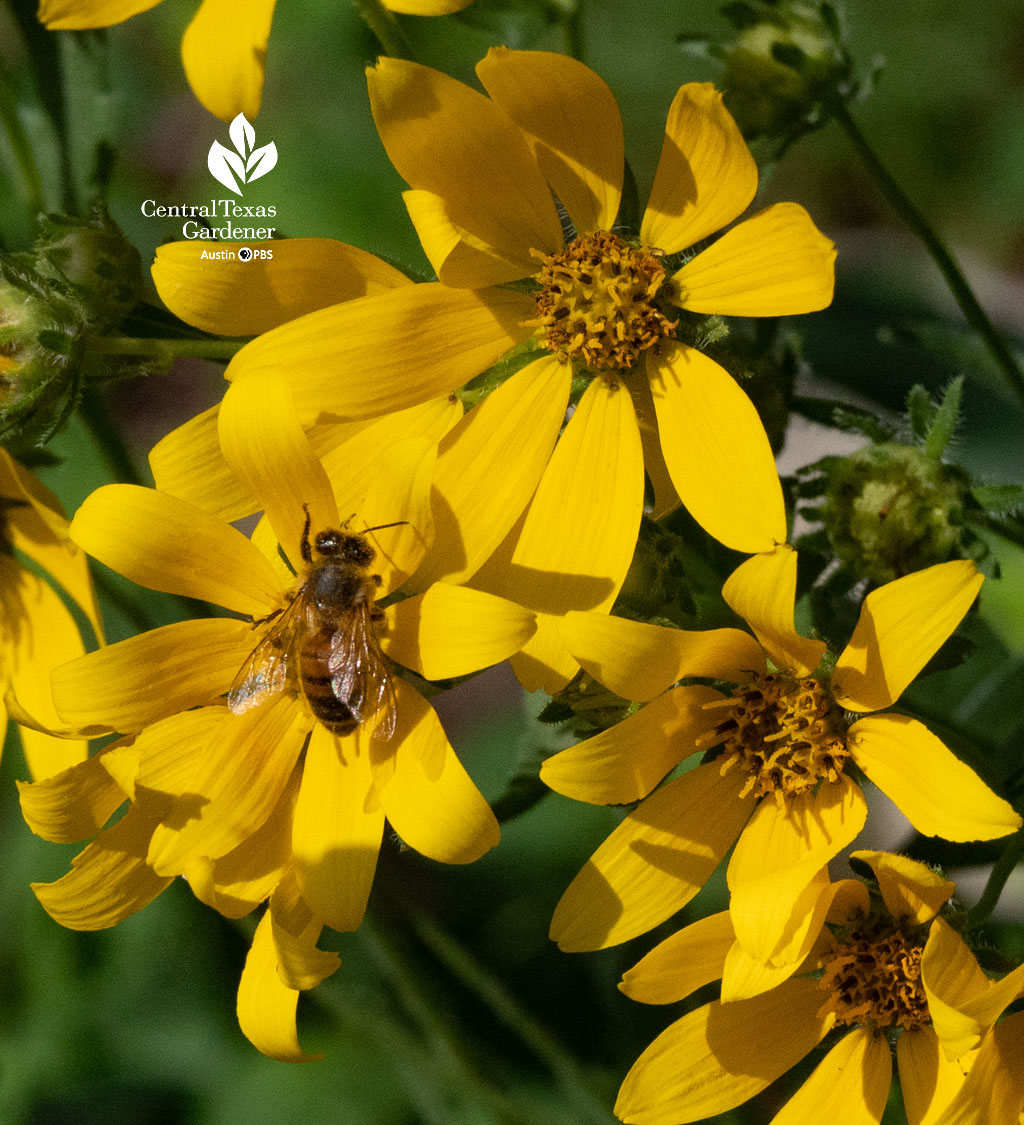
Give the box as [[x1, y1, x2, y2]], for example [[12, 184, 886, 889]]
[[1, 0, 1023, 1122]]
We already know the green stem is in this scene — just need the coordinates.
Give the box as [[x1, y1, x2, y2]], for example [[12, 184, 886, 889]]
[[358, 921, 525, 1123], [408, 909, 617, 1125], [350, 0, 416, 60], [0, 57, 45, 221], [965, 829, 1024, 929], [84, 335, 245, 364], [830, 99, 1024, 410], [561, 1, 585, 62]]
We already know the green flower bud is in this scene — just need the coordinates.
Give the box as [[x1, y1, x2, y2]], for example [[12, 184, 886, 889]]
[[0, 261, 83, 441], [717, 1, 851, 139], [34, 210, 143, 331], [817, 443, 968, 584]]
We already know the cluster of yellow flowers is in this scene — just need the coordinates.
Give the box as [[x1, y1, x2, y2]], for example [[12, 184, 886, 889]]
[[5, 16, 1024, 1123]]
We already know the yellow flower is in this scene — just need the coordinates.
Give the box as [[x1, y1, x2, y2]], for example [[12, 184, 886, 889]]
[[614, 851, 1024, 1125], [220, 50, 835, 692], [37, 0, 474, 122], [933, 1011, 1024, 1124], [543, 545, 1020, 960], [21, 372, 535, 1059], [1, 447, 101, 780]]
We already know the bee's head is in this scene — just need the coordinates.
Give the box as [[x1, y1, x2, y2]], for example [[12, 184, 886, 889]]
[[315, 528, 375, 566]]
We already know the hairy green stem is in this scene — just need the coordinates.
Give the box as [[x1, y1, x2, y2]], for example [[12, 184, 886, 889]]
[[351, 0, 416, 60], [830, 99, 1024, 409], [84, 335, 245, 363], [966, 829, 1024, 929]]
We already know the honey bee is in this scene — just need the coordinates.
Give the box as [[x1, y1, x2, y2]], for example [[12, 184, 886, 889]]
[[227, 507, 403, 739]]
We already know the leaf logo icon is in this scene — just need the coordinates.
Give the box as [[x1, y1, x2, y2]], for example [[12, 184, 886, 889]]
[[208, 113, 277, 195]]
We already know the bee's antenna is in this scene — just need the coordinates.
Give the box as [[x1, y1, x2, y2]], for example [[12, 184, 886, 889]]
[[361, 520, 409, 534]]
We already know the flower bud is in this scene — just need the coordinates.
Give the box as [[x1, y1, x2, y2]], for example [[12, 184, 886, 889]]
[[34, 210, 143, 331], [816, 442, 968, 584], [717, 1, 850, 139]]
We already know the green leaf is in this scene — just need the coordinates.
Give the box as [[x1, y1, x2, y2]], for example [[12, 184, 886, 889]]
[[971, 483, 1024, 513], [924, 375, 963, 460], [906, 383, 935, 443]]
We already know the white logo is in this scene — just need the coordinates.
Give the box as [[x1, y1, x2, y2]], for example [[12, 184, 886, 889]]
[[237, 247, 253, 261], [208, 114, 277, 197]]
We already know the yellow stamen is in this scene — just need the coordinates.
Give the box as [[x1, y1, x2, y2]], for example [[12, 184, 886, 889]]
[[818, 925, 929, 1032], [703, 673, 848, 801], [531, 231, 677, 370]]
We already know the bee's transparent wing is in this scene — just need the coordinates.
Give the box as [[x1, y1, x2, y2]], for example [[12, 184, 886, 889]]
[[227, 597, 306, 714], [327, 606, 398, 741]]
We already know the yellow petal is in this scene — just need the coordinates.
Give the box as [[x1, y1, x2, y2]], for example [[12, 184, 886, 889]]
[[410, 357, 571, 589], [898, 1025, 968, 1125], [641, 82, 757, 255], [4, 559, 89, 779], [70, 484, 282, 616], [148, 404, 257, 523], [722, 545, 826, 675], [850, 849, 956, 926], [486, 373, 644, 616], [147, 696, 308, 875], [614, 979, 831, 1125], [3, 452, 103, 641], [476, 48, 623, 234], [832, 561, 984, 713], [923, 917, 1024, 1061], [507, 611, 581, 695], [371, 680, 499, 864], [181, 0, 276, 122], [384, 585, 535, 680], [218, 372, 338, 572], [848, 715, 1021, 841], [931, 1011, 1024, 1125], [383, 0, 473, 11], [721, 869, 847, 1002], [227, 284, 536, 426], [292, 725, 384, 933], [17, 751, 126, 843], [237, 910, 321, 1063], [550, 762, 754, 951], [152, 237, 411, 336], [130, 708, 231, 813], [403, 189, 541, 288], [648, 343, 787, 553], [367, 57, 562, 271], [629, 359, 682, 519], [559, 610, 766, 702], [332, 435, 436, 597], [51, 618, 255, 733], [187, 780, 297, 920], [269, 874, 341, 990], [673, 202, 836, 316], [31, 806, 172, 930], [619, 911, 735, 1004], [38, 0, 160, 27], [773, 1027, 891, 1125], [540, 684, 724, 805], [727, 775, 868, 960]]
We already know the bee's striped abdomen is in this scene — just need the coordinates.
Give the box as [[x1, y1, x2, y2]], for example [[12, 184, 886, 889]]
[[299, 628, 358, 734]]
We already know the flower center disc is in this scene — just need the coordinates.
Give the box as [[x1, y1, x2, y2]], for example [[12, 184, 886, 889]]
[[708, 673, 849, 801], [532, 231, 677, 370], [819, 926, 929, 1031]]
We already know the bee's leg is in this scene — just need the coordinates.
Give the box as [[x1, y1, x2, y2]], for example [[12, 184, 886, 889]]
[[300, 504, 313, 564], [372, 573, 383, 588], [252, 603, 285, 629]]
